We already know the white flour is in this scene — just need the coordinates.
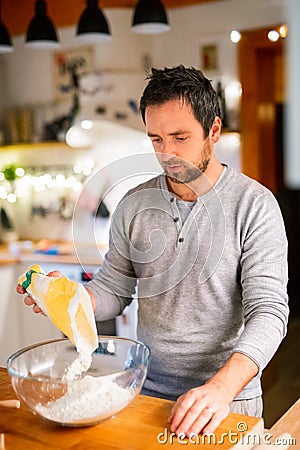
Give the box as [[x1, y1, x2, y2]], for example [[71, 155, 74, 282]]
[[36, 374, 134, 424], [62, 353, 92, 382]]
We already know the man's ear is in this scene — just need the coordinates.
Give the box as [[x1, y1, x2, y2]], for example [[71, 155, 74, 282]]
[[209, 117, 222, 144]]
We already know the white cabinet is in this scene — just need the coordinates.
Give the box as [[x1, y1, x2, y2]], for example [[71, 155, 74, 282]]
[[0, 262, 62, 367], [0, 264, 22, 366]]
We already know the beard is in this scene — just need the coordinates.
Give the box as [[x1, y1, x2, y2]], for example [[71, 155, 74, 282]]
[[163, 139, 212, 185]]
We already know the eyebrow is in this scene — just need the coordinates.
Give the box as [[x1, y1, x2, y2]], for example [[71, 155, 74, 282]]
[[147, 130, 190, 137]]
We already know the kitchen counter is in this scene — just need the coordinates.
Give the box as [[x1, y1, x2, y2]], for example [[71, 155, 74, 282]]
[[0, 258, 17, 265], [0, 367, 264, 450], [1, 366, 299, 449], [0, 241, 105, 266]]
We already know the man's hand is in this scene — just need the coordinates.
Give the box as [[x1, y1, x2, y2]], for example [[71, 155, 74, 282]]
[[16, 270, 62, 315], [168, 382, 230, 437], [168, 352, 259, 437]]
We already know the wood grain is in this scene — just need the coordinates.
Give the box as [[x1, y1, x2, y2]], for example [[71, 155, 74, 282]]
[[270, 398, 300, 445]]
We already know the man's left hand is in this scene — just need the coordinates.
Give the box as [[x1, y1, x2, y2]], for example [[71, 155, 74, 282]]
[[168, 382, 230, 437]]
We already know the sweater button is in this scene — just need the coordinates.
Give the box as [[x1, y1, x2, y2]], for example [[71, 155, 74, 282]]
[[170, 197, 175, 202], [173, 217, 179, 222], [178, 237, 184, 243]]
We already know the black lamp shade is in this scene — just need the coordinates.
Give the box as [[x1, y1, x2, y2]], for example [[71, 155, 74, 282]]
[[0, 21, 13, 53], [76, 0, 111, 42], [132, 0, 170, 34], [26, 0, 59, 48]]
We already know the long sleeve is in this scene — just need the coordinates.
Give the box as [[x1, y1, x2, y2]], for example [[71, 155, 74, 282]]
[[86, 199, 138, 322], [233, 192, 289, 371]]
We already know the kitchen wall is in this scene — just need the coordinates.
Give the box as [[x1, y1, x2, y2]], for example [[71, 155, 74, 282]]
[[0, 0, 287, 114], [0, 0, 288, 243]]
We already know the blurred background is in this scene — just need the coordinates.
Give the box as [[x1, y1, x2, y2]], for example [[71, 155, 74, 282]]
[[0, 0, 299, 428]]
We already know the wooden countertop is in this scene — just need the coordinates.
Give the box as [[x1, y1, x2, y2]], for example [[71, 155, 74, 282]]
[[0, 367, 264, 450], [0, 242, 105, 266], [268, 398, 300, 445], [0, 258, 17, 266]]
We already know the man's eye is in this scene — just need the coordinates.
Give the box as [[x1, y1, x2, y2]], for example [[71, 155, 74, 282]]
[[176, 137, 187, 141]]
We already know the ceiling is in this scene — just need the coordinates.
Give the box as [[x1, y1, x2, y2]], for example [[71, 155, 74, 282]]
[[1, 0, 221, 36]]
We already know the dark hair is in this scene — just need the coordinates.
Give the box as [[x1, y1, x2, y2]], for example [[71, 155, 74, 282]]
[[140, 65, 221, 138]]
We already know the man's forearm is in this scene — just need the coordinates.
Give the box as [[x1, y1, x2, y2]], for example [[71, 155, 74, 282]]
[[205, 352, 259, 403], [168, 352, 259, 437]]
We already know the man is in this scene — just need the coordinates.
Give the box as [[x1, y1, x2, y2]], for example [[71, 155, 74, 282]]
[[18, 66, 289, 437]]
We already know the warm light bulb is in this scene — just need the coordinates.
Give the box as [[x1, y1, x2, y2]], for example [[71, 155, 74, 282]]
[[81, 120, 94, 130], [230, 30, 241, 44], [268, 30, 280, 42], [279, 25, 288, 38]]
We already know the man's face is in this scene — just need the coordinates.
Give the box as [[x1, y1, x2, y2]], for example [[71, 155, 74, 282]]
[[145, 99, 212, 184]]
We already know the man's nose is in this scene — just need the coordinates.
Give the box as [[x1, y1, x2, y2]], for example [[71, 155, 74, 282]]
[[160, 142, 177, 161]]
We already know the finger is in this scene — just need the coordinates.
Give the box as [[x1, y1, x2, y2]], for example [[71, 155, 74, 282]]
[[168, 399, 181, 422], [168, 393, 187, 422], [16, 284, 26, 294], [201, 408, 229, 435], [24, 295, 35, 306], [32, 304, 45, 315], [47, 271, 62, 277], [176, 404, 213, 437], [169, 395, 198, 433], [168, 394, 193, 429]]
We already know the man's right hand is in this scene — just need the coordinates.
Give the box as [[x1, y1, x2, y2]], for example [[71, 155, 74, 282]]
[[16, 270, 62, 315]]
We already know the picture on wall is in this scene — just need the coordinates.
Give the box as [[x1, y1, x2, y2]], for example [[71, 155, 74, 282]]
[[201, 44, 218, 71], [53, 46, 94, 101]]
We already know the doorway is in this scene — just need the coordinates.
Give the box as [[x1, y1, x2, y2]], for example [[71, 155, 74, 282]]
[[238, 26, 285, 194], [238, 25, 300, 427]]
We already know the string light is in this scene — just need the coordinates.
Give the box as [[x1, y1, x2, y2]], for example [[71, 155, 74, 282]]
[[0, 158, 95, 204]]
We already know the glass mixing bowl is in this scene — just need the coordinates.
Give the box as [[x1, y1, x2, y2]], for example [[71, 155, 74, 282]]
[[7, 336, 150, 427]]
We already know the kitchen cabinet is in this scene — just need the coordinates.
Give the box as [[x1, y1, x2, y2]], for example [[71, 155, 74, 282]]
[[0, 262, 22, 367], [0, 261, 62, 367]]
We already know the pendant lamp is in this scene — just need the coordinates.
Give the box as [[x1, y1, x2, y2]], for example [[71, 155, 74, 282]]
[[76, 0, 111, 43], [131, 0, 170, 35], [0, 0, 13, 53], [26, 0, 60, 49]]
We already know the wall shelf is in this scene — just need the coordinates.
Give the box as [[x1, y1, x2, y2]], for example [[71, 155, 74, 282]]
[[0, 142, 88, 152]]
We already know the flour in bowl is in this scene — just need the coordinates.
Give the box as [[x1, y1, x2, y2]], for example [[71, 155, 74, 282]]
[[63, 353, 93, 382], [36, 374, 134, 424]]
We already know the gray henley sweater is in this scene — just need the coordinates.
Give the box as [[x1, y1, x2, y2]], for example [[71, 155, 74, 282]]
[[87, 165, 289, 401]]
